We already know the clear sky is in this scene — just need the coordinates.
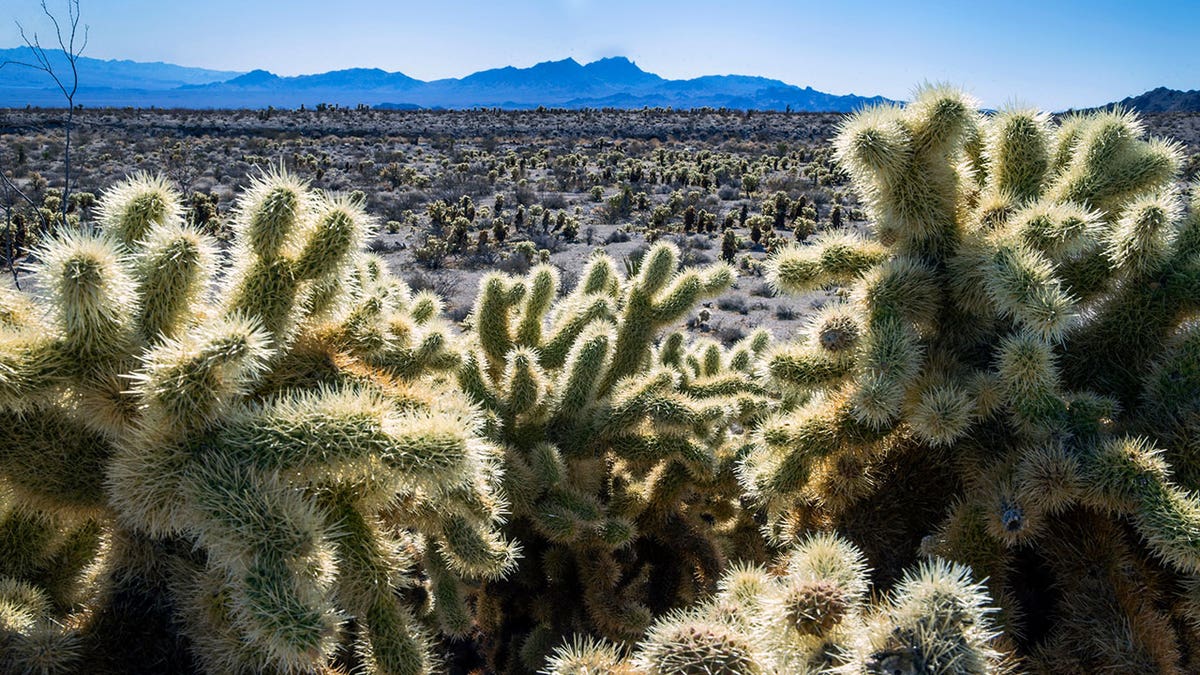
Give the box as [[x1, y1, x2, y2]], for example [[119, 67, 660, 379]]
[[4, 0, 1197, 110]]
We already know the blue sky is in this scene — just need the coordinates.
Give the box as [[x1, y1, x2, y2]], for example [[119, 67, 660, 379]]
[[4, 0, 1197, 109]]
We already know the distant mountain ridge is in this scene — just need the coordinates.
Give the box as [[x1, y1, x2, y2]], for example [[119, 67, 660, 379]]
[[1101, 87, 1200, 113], [1, 49, 891, 111], [0, 46, 242, 91]]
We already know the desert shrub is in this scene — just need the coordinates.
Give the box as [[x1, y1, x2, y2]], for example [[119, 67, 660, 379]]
[[393, 188, 430, 212], [717, 294, 749, 314], [750, 281, 776, 298], [366, 235, 397, 252], [404, 269, 461, 300], [540, 191, 567, 210], [711, 321, 748, 345], [677, 246, 713, 268], [528, 231, 566, 255], [604, 228, 632, 244]]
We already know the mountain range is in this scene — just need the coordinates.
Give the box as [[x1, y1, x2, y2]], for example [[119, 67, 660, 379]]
[[1100, 86, 1200, 113], [0, 48, 891, 111]]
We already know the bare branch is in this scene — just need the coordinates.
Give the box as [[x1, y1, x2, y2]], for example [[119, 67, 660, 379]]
[[3, 1, 85, 227], [42, 0, 87, 98], [42, 1, 67, 54], [77, 24, 89, 61], [4, 18, 72, 100], [0, 59, 46, 72]]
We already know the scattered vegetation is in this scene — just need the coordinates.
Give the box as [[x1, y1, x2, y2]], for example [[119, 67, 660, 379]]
[[0, 98, 1199, 673]]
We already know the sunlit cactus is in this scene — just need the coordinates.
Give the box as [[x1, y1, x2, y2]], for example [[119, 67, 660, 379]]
[[454, 246, 773, 672], [542, 637, 633, 675], [0, 577, 84, 675], [96, 172, 183, 246], [222, 171, 373, 347], [0, 170, 512, 674], [543, 533, 1005, 675], [742, 85, 1200, 670], [3, 91, 1198, 674], [132, 220, 216, 343]]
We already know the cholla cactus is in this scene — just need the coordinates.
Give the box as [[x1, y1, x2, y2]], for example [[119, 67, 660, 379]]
[[0, 170, 515, 674], [742, 86, 1200, 669], [454, 245, 773, 671], [543, 533, 1006, 674], [6, 95, 1199, 674]]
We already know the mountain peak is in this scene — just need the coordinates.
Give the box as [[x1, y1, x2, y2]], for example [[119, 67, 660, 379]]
[[581, 56, 658, 85], [584, 56, 640, 70], [1104, 86, 1200, 113], [227, 69, 280, 86], [589, 56, 634, 66], [530, 57, 582, 70]]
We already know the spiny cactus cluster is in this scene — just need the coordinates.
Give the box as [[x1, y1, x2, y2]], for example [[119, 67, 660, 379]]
[[455, 245, 774, 671], [0, 169, 515, 674], [544, 533, 1004, 675], [744, 86, 1200, 671], [3, 87, 1199, 674]]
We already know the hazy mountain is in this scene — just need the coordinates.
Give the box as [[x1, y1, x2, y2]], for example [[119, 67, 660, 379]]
[[1, 50, 890, 111], [1, 46, 240, 91], [211, 67, 421, 91], [1102, 87, 1200, 113]]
